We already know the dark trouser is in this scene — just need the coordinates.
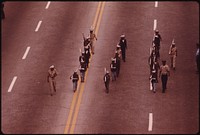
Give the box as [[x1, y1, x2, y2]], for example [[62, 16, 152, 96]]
[[161, 74, 168, 93], [80, 71, 85, 82], [121, 50, 126, 62], [73, 81, 78, 91], [155, 45, 160, 58], [151, 79, 156, 92], [196, 55, 199, 72], [111, 71, 117, 81], [85, 59, 89, 68], [105, 82, 109, 93], [116, 61, 120, 77]]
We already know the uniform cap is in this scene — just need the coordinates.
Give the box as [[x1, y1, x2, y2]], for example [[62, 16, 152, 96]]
[[90, 28, 94, 32], [90, 26, 94, 31], [120, 34, 125, 38], [50, 65, 54, 69], [155, 29, 159, 33], [152, 70, 156, 73]]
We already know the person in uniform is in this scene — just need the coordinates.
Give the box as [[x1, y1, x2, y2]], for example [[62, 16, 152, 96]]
[[47, 65, 58, 96], [169, 42, 177, 70], [103, 70, 110, 93], [70, 70, 79, 92], [110, 58, 117, 81], [79, 51, 85, 66], [153, 60, 160, 77], [82, 33, 91, 47], [116, 44, 122, 59], [79, 61, 86, 82], [149, 69, 158, 93], [1, 2, 5, 19], [119, 34, 127, 62], [196, 43, 199, 73], [148, 47, 157, 74], [152, 30, 162, 58], [159, 60, 170, 93], [84, 45, 91, 68], [114, 51, 121, 77], [89, 28, 97, 54]]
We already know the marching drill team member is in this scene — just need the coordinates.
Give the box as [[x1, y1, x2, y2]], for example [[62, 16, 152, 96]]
[[116, 44, 122, 58], [79, 62, 86, 82], [115, 51, 121, 77], [89, 28, 97, 54], [153, 30, 162, 58], [110, 58, 117, 81], [70, 70, 79, 92], [148, 47, 157, 74], [79, 51, 85, 66], [47, 65, 58, 96], [159, 60, 170, 93], [119, 34, 127, 62], [149, 69, 158, 93], [82, 33, 91, 47], [84, 45, 91, 68], [103, 70, 110, 93], [169, 42, 178, 70]]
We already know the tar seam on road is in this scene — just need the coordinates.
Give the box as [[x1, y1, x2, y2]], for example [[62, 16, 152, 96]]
[[148, 113, 153, 131], [35, 20, 42, 32], [45, 1, 51, 9], [64, 2, 105, 134], [22, 46, 31, 59], [8, 76, 17, 92]]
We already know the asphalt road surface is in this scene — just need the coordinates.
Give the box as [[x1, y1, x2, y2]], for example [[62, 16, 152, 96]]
[[1, 1, 199, 134]]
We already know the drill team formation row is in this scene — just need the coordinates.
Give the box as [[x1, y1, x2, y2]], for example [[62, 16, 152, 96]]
[[46, 27, 199, 96]]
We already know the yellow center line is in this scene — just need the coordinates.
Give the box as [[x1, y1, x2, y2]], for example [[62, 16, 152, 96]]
[[95, 2, 105, 37], [93, 2, 102, 31], [64, 2, 105, 134], [64, 80, 80, 133]]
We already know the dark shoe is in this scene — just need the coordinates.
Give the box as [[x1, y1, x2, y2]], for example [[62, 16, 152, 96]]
[[173, 67, 175, 70]]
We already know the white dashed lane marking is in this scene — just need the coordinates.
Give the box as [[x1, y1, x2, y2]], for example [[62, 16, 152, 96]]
[[155, 1, 158, 7], [153, 19, 157, 30], [8, 76, 17, 92], [148, 113, 153, 131], [35, 20, 42, 32], [45, 1, 51, 9], [22, 46, 30, 60]]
